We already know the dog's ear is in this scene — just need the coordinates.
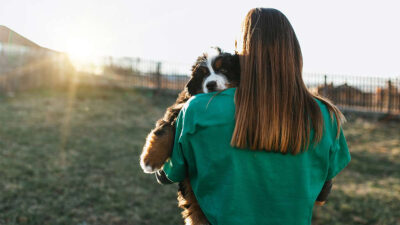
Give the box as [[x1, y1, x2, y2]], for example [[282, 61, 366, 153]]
[[219, 53, 240, 72], [222, 53, 240, 86], [215, 47, 222, 54], [232, 53, 240, 65], [210, 46, 222, 55], [231, 54, 240, 72], [232, 53, 241, 81], [185, 78, 198, 96], [186, 64, 208, 95]]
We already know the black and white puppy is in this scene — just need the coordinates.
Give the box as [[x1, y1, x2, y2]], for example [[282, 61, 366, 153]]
[[140, 48, 240, 173], [140, 48, 240, 225], [187, 48, 240, 95]]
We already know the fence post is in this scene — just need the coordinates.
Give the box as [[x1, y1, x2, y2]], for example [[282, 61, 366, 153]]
[[155, 62, 162, 94], [387, 79, 392, 114], [323, 75, 327, 97]]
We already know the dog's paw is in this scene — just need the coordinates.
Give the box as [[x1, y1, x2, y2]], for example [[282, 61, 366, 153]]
[[184, 218, 210, 225], [140, 154, 162, 173], [140, 158, 158, 174], [140, 129, 174, 174]]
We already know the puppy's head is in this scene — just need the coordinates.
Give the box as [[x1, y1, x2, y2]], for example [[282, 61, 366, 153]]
[[186, 48, 240, 95]]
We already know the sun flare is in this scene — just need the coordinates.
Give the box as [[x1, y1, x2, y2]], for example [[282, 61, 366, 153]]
[[65, 38, 96, 62], [64, 37, 103, 74]]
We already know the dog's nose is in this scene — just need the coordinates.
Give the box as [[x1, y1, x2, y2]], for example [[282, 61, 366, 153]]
[[206, 81, 217, 91]]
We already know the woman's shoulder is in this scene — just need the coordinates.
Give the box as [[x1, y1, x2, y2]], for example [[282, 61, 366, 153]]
[[180, 88, 236, 126], [314, 98, 329, 113], [184, 88, 236, 112], [313, 97, 341, 141]]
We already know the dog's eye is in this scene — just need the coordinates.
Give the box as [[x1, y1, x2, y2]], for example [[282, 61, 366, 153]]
[[219, 68, 228, 74]]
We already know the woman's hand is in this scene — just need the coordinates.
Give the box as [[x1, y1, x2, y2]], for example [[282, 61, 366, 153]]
[[315, 201, 326, 206]]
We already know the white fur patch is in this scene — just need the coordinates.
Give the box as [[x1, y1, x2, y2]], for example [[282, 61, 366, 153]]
[[185, 217, 210, 225], [140, 138, 158, 173], [202, 73, 228, 93], [140, 157, 157, 174], [202, 50, 229, 93]]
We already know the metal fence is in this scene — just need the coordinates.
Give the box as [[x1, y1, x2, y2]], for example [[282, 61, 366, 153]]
[[94, 57, 399, 115], [304, 73, 399, 115], [0, 44, 399, 115]]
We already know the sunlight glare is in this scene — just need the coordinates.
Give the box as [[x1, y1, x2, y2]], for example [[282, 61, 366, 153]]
[[65, 37, 103, 74], [66, 38, 95, 62]]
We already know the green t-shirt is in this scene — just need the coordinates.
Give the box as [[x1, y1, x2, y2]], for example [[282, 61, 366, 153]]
[[163, 88, 351, 225]]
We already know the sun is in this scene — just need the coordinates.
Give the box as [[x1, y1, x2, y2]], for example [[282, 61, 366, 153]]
[[65, 38, 96, 62], [65, 37, 103, 74]]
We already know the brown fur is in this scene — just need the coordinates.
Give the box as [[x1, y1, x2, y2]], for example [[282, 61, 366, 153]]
[[141, 126, 175, 169], [141, 90, 191, 171], [178, 179, 209, 225], [214, 57, 223, 70]]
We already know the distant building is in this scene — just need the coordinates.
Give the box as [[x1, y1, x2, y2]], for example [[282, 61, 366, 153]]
[[317, 83, 373, 107]]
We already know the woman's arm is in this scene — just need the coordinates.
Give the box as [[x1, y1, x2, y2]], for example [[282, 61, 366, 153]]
[[316, 124, 351, 206], [315, 179, 333, 206]]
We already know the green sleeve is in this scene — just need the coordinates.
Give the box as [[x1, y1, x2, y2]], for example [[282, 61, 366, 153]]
[[327, 128, 351, 180], [162, 110, 187, 183]]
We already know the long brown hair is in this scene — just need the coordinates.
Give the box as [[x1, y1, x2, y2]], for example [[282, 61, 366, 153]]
[[231, 8, 344, 154]]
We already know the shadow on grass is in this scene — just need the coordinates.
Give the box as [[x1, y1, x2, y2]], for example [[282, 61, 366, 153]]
[[313, 188, 400, 225], [348, 150, 400, 179]]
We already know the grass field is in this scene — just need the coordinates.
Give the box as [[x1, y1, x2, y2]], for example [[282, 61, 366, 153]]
[[0, 86, 399, 225]]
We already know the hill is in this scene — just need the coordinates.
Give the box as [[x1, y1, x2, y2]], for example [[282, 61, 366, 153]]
[[0, 25, 41, 48]]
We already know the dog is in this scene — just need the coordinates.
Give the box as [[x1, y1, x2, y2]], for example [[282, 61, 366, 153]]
[[140, 48, 240, 225], [140, 48, 332, 224]]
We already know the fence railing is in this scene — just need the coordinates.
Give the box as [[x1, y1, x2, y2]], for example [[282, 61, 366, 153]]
[[304, 74, 399, 115], [0, 44, 399, 115]]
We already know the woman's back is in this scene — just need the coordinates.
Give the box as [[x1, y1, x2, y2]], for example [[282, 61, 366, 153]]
[[163, 88, 351, 225]]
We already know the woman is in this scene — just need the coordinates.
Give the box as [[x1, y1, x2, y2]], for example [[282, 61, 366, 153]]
[[160, 8, 350, 225]]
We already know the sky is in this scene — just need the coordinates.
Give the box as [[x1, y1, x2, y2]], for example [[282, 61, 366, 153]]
[[0, 0, 399, 77]]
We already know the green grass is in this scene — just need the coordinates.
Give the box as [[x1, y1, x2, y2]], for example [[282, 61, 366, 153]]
[[313, 115, 400, 225], [0, 86, 399, 225]]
